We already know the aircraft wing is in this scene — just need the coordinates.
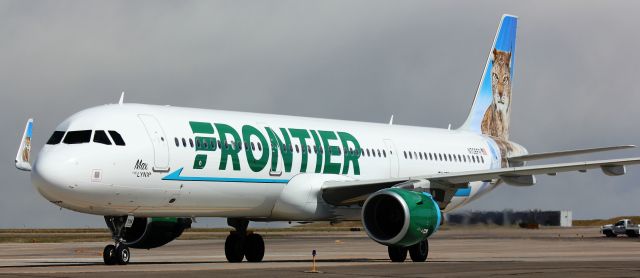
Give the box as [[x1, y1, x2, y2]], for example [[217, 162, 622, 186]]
[[321, 157, 640, 207], [508, 145, 635, 163]]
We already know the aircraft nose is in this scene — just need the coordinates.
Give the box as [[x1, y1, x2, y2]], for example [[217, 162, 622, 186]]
[[31, 148, 79, 199]]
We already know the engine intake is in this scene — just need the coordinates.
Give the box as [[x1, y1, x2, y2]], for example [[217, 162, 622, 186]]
[[362, 188, 441, 247]]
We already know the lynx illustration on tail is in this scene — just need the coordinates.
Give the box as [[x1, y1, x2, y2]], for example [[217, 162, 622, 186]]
[[458, 15, 518, 167], [481, 49, 511, 140]]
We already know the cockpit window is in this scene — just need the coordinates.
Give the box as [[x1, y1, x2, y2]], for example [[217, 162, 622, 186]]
[[108, 131, 126, 146], [93, 130, 112, 145], [46, 131, 65, 145], [63, 130, 92, 144]]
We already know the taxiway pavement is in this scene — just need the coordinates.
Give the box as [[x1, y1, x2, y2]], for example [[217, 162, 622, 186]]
[[1, 226, 639, 277]]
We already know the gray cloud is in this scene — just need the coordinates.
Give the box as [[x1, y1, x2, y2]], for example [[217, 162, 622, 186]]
[[2, 1, 640, 227]]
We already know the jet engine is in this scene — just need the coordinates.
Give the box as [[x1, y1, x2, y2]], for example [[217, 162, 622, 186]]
[[362, 188, 441, 247], [107, 217, 192, 249]]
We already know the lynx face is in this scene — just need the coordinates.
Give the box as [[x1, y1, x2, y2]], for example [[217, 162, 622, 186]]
[[491, 49, 512, 116]]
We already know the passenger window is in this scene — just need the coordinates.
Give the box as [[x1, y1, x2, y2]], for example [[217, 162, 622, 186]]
[[377, 149, 381, 157], [46, 131, 65, 145], [408, 152, 412, 159], [257, 142, 262, 151], [404, 151, 407, 159], [383, 150, 387, 157], [93, 130, 112, 145], [174, 138, 179, 147], [64, 130, 92, 144], [481, 156, 485, 163], [108, 131, 126, 146], [196, 139, 201, 148], [189, 138, 194, 148], [419, 152, 423, 160], [182, 138, 187, 147], [295, 145, 300, 153], [251, 142, 256, 151]]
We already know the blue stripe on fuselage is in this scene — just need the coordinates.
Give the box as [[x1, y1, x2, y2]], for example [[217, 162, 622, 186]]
[[162, 168, 289, 184]]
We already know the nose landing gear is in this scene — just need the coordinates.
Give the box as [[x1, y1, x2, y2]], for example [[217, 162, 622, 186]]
[[103, 243, 130, 265], [103, 216, 132, 265], [225, 218, 265, 263]]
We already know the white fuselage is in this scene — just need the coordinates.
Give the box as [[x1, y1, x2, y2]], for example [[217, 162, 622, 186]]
[[32, 103, 522, 221]]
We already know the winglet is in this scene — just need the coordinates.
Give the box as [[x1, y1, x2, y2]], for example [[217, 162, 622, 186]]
[[389, 115, 394, 125], [15, 119, 34, 171], [119, 91, 125, 105]]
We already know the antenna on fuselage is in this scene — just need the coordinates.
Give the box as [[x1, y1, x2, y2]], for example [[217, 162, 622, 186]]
[[389, 115, 394, 125], [119, 91, 125, 105]]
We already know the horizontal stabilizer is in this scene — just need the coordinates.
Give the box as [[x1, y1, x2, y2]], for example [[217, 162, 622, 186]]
[[508, 145, 635, 163]]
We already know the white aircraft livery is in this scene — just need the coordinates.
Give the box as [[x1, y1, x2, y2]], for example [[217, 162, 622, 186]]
[[15, 15, 640, 265]]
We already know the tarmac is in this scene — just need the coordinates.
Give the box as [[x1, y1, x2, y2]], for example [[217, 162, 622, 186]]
[[1, 226, 640, 277]]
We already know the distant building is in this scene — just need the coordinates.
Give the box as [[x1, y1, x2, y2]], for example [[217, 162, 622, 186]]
[[446, 210, 572, 227]]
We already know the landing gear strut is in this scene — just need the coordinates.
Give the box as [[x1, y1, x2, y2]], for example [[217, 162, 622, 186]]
[[387, 239, 429, 263], [225, 218, 265, 263], [103, 216, 131, 265]]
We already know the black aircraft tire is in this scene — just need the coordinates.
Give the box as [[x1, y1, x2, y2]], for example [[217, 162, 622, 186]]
[[225, 233, 245, 263], [409, 240, 429, 262], [103, 245, 116, 265], [388, 246, 408, 262], [244, 233, 265, 262], [115, 245, 130, 265]]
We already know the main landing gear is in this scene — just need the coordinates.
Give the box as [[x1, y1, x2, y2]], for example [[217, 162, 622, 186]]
[[225, 218, 265, 263], [388, 239, 429, 263], [103, 216, 131, 265]]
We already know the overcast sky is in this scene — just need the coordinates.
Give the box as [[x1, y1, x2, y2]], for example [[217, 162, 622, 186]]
[[2, 1, 640, 228]]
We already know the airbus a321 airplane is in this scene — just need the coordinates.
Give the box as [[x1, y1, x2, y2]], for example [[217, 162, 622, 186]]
[[14, 15, 640, 265]]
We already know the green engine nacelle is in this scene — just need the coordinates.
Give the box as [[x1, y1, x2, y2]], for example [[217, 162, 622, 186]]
[[362, 188, 441, 247]]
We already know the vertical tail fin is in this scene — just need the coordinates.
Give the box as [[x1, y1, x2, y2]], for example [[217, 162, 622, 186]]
[[459, 15, 517, 141], [15, 118, 33, 171]]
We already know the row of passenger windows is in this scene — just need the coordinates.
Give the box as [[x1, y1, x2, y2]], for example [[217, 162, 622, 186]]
[[46, 130, 126, 146], [172, 136, 485, 164], [172, 137, 391, 158], [403, 150, 485, 164]]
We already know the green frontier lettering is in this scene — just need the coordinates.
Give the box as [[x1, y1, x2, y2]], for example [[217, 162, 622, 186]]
[[215, 123, 241, 171], [189, 121, 215, 169], [338, 132, 361, 175], [288, 128, 310, 172], [265, 127, 293, 173], [309, 130, 323, 173], [242, 125, 269, 172], [188, 122, 361, 176], [318, 130, 341, 174]]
